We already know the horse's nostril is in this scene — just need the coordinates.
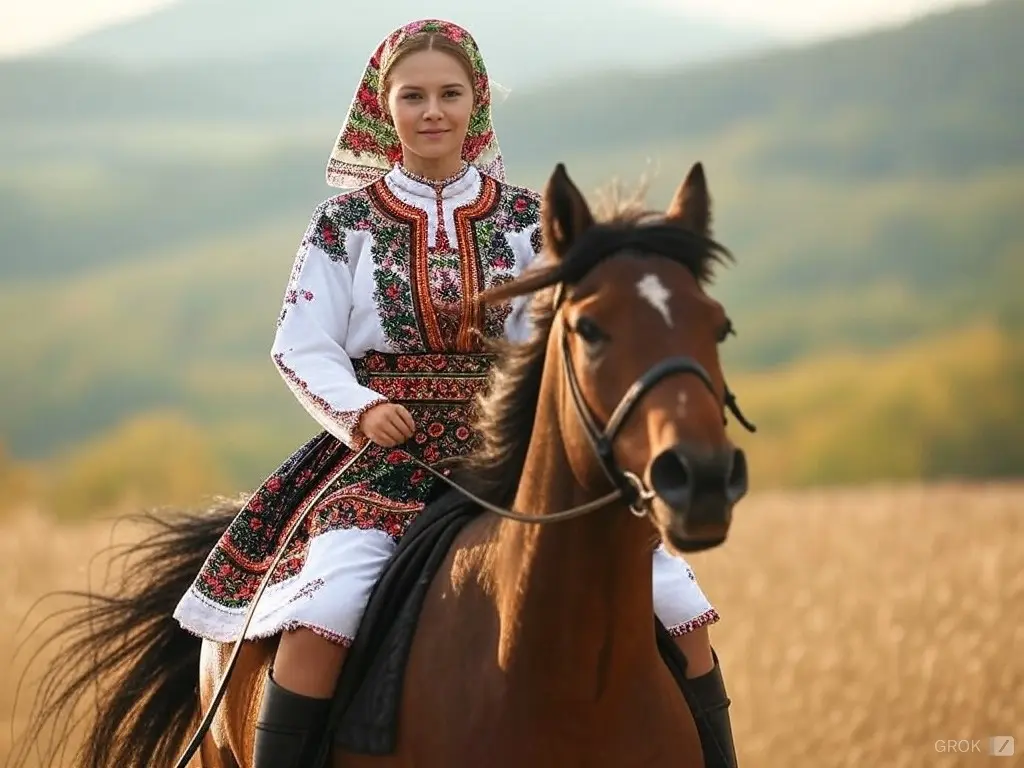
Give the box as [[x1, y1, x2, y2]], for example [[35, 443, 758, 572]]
[[726, 448, 748, 503], [649, 447, 693, 511]]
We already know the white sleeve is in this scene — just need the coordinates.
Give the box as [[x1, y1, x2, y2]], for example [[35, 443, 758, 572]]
[[271, 218, 386, 448], [503, 220, 545, 344]]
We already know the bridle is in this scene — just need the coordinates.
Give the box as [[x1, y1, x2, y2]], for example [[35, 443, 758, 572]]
[[408, 315, 755, 521], [559, 326, 755, 518], [172, 243, 756, 767]]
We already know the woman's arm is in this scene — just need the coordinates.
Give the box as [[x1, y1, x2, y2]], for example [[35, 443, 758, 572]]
[[271, 203, 386, 447]]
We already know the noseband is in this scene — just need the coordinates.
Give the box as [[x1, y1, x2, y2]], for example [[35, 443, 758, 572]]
[[560, 328, 755, 517]]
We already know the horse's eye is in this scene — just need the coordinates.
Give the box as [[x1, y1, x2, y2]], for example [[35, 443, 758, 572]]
[[717, 319, 736, 343], [573, 316, 607, 345]]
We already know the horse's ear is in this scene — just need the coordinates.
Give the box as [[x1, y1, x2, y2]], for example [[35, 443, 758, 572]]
[[542, 163, 595, 261], [665, 162, 712, 235]]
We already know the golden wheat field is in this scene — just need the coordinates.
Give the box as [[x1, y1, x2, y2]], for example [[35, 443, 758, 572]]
[[1, 482, 1021, 767]]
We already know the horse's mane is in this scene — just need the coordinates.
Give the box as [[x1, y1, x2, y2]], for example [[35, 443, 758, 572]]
[[454, 192, 732, 507], [452, 284, 557, 506]]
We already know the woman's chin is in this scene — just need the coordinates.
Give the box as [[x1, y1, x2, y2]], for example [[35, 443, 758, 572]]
[[408, 142, 464, 165]]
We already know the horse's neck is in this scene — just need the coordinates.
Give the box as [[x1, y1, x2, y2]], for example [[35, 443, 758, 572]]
[[491, 396, 659, 702]]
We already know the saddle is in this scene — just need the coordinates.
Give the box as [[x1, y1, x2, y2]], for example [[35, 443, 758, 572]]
[[325, 483, 696, 756]]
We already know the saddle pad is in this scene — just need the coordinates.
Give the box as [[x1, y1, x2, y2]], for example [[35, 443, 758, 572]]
[[325, 485, 695, 756]]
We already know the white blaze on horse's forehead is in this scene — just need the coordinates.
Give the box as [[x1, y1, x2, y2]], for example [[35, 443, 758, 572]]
[[636, 273, 673, 327]]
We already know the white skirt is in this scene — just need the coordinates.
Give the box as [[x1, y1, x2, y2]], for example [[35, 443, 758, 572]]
[[173, 526, 719, 646]]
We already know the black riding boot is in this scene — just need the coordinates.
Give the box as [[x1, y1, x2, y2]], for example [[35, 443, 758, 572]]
[[685, 652, 738, 768], [253, 669, 332, 768]]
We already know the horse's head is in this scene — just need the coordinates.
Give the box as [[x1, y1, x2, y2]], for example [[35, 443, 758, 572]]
[[486, 162, 754, 553]]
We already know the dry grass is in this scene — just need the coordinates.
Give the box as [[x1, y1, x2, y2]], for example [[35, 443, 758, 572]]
[[1, 483, 1021, 767]]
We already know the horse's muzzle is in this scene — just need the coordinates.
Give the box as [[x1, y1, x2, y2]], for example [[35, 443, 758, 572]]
[[647, 442, 747, 551]]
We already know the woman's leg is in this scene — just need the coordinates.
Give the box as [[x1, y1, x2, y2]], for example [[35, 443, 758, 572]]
[[652, 545, 738, 767], [252, 527, 397, 768], [273, 628, 349, 696], [253, 630, 348, 768], [673, 624, 715, 677]]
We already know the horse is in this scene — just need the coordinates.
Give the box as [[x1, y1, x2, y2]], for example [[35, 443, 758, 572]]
[[8, 160, 751, 768]]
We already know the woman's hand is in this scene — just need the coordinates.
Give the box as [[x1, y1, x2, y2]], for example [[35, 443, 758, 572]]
[[359, 402, 416, 447]]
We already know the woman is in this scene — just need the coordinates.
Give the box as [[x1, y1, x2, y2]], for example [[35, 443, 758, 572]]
[[172, 18, 737, 766]]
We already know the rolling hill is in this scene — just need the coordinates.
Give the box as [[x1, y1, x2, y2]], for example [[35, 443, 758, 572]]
[[7, 0, 772, 87], [0, 0, 1021, 511]]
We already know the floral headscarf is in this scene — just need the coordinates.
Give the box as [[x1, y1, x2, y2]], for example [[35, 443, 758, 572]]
[[325, 19, 506, 189]]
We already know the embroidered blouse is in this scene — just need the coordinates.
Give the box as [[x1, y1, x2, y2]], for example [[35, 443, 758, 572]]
[[271, 164, 543, 448]]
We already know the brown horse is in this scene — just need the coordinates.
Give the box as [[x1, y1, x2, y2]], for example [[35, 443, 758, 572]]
[[9, 161, 750, 768]]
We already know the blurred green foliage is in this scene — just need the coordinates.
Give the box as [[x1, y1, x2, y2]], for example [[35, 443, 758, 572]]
[[1, 0, 1021, 516]]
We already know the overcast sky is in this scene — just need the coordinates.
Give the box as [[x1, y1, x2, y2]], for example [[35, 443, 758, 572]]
[[0, 0, 987, 57]]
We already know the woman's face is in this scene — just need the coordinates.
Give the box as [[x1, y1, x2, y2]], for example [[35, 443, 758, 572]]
[[386, 49, 474, 171]]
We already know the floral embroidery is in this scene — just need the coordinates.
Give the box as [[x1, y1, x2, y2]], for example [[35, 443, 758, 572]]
[[274, 352, 383, 440], [196, 433, 347, 608], [361, 175, 541, 353], [305, 193, 376, 263], [471, 184, 541, 340], [308, 212, 348, 264], [277, 193, 375, 327], [192, 353, 492, 610], [665, 608, 720, 636], [429, 250, 467, 349], [399, 162, 471, 189], [530, 223, 544, 257], [275, 195, 391, 437], [287, 578, 325, 604], [364, 182, 426, 351], [362, 352, 493, 375], [326, 19, 505, 189], [496, 187, 541, 231], [362, 373, 486, 402], [356, 350, 495, 403], [282, 621, 354, 647]]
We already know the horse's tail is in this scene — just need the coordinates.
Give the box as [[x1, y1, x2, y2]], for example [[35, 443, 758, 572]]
[[7, 500, 243, 768]]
